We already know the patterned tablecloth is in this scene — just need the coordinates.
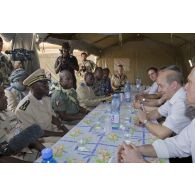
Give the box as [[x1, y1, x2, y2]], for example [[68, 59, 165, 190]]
[[36, 102, 168, 163]]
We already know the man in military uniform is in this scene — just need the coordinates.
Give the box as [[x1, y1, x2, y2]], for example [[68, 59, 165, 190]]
[[0, 86, 45, 162], [77, 72, 112, 111], [54, 42, 79, 89], [15, 69, 68, 142], [92, 67, 107, 96], [52, 70, 88, 126], [78, 52, 96, 78], [5, 68, 29, 112], [0, 36, 13, 87], [102, 68, 112, 95], [111, 64, 127, 91]]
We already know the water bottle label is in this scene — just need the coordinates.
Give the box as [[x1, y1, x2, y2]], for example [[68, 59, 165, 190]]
[[111, 114, 119, 123], [125, 92, 130, 99]]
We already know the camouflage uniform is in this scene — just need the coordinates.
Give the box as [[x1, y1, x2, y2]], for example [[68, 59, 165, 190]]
[[52, 86, 81, 125], [77, 82, 111, 111], [78, 60, 96, 78], [111, 74, 127, 91], [0, 53, 13, 87], [54, 54, 79, 89], [52, 86, 80, 115], [92, 79, 107, 96]]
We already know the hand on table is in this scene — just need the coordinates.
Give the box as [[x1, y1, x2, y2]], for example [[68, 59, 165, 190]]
[[137, 109, 147, 124], [133, 100, 141, 109], [117, 142, 145, 163]]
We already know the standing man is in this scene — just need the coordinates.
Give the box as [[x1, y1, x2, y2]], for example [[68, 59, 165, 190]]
[[54, 42, 79, 89], [0, 36, 13, 87], [117, 67, 195, 163], [78, 52, 96, 78]]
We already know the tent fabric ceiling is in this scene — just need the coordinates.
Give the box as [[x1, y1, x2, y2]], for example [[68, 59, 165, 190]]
[[37, 33, 195, 56]]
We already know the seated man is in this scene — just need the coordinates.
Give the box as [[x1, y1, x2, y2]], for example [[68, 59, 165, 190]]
[[0, 86, 45, 163], [135, 69, 191, 139], [117, 67, 195, 163], [15, 69, 68, 142], [111, 64, 127, 91], [102, 68, 112, 95], [52, 70, 88, 126], [77, 72, 111, 111], [5, 68, 29, 112], [135, 65, 182, 108], [92, 67, 106, 96], [144, 67, 158, 95]]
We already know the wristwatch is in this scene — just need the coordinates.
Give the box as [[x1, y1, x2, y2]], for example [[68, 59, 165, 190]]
[[143, 119, 149, 126]]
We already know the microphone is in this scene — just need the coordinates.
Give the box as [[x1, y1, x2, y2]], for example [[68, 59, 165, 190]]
[[7, 124, 44, 154]]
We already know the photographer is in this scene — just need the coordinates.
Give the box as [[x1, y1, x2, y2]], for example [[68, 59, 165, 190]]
[[54, 42, 79, 89]]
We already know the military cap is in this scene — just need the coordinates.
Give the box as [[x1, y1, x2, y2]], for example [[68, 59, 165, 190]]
[[23, 68, 49, 87], [9, 68, 28, 83]]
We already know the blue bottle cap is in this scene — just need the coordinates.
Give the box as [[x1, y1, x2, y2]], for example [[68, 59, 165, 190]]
[[41, 148, 53, 159]]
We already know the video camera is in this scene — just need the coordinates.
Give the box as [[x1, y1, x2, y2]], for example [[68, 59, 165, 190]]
[[5, 48, 34, 62]]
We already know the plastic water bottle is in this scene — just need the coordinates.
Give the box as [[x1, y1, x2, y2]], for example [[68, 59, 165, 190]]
[[104, 114, 112, 134], [124, 81, 131, 102], [41, 148, 57, 163], [111, 94, 120, 129], [136, 77, 141, 91]]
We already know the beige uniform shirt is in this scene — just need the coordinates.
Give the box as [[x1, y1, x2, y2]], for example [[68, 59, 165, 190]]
[[15, 92, 54, 131], [76, 83, 111, 111], [0, 110, 22, 143], [111, 74, 127, 90], [5, 87, 28, 112]]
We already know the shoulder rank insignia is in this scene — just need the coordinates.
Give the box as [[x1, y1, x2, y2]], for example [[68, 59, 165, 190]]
[[19, 100, 30, 111]]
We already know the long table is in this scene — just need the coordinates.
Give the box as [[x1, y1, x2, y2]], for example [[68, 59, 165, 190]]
[[36, 102, 168, 163]]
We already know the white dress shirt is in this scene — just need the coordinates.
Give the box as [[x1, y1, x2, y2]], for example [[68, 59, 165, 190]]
[[152, 119, 195, 162], [144, 82, 158, 94], [157, 87, 191, 134]]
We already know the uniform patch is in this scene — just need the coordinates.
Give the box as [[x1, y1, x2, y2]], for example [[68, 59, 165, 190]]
[[19, 100, 30, 111]]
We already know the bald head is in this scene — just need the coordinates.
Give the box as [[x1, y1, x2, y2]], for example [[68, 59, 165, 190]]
[[59, 70, 73, 89], [158, 70, 183, 86], [157, 70, 183, 100]]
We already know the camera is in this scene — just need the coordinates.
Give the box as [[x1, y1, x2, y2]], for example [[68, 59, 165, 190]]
[[5, 48, 34, 62], [81, 65, 86, 72]]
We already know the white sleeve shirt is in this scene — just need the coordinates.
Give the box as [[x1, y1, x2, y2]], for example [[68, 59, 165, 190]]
[[152, 119, 195, 162], [157, 87, 191, 134], [144, 82, 158, 94]]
